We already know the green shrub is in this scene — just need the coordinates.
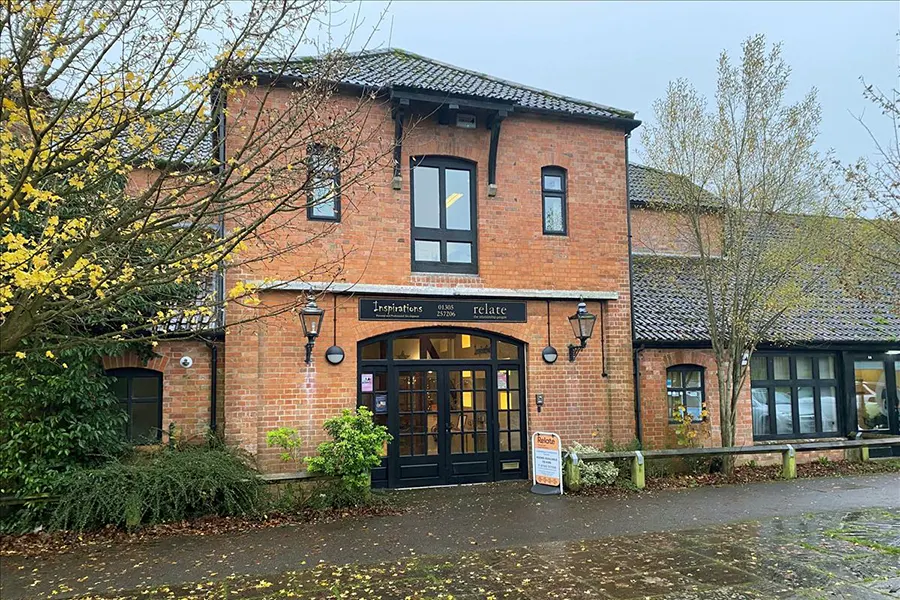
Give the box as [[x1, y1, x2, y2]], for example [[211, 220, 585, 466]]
[[50, 446, 263, 531], [569, 442, 618, 487], [305, 406, 392, 506], [0, 347, 129, 530], [266, 427, 303, 466]]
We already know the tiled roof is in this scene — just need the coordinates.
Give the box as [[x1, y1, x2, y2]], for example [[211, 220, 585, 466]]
[[628, 164, 719, 208], [632, 256, 900, 344], [254, 49, 637, 124]]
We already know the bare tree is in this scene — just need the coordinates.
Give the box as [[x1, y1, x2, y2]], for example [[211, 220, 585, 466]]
[[836, 70, 900, 309], [0, 0, 394, 354], [640, 35, 838, 470]]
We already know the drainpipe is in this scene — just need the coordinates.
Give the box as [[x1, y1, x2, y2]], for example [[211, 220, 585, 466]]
[[625, 133, 643, 445], [205, 340, 218, 432]]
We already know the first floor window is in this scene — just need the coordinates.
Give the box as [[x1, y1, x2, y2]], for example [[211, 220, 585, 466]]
[[750, 354, 838, 439], [541, 166, 567, 235], [667, 365, 705, 422], [108, 368, 163, 443], [307, 144, 341, 221], [410, 156, 477, 273]]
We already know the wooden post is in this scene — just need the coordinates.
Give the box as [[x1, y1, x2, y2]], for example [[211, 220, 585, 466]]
[[860, 446, 870, 462], [632, 451, 645, 489], [782, 445, 796, 479]]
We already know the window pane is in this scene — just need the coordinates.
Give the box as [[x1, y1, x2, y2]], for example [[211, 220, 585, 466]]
[[775, 386, 794, 434], [819, 357, 835, 379], [773, 357, 790, 380], [798, 387, 815, 433], [132, 377, 160, 400], [111, 377, 128, 401], [543, 174, 563, 191], [131, 401, 159, 443], [666, 370, 682, 389], [821, 386, 838, 433], [413, 166, 440, 228], [393, 337, 421, 360], [414, 240, 440, 262], [751, 388, 770, 436], [360, 341, 386, 360], [446, 242, 472, 264], [497, 341, 519, 360], [668, 390, 683, 420], [544, 196, 564, 232], [311, 184, 336, 217], [445, 169, 471, 231], [684, 370, 701, 388], [684, 390, 703, 419], [855, 360, 888, 430], [796, 357, 813, 379], [751, 356, 768, 380]]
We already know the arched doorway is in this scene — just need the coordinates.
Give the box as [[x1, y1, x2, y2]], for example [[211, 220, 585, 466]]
[[358, 328, 527, 488]]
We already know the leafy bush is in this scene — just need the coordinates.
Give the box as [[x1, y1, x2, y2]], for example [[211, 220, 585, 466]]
[[50, 446, 263, 531], [0, 347, 128, 527], [569, 442, 618, 487], [305, 407, 392, 506], [266, 427, 303, 466]]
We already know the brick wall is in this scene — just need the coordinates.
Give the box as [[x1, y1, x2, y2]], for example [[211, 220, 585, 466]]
[[637, 347, 846, 464], [103, 339, 221, 441], [225, 293, 635, 473], [217, 90, 636, 473]]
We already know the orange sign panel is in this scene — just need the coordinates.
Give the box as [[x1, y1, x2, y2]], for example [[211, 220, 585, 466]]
[[532, 432, 562, 489]]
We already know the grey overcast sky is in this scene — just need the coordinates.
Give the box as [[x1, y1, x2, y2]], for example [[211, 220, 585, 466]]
[[323, 1, 898, 165]]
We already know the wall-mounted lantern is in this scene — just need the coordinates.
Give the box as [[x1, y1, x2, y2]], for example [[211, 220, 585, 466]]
[[299, 294, 325, 364], [567, 299, 596, 362]]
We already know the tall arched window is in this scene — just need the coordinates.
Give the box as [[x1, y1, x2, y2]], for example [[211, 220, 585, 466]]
[[541, 166, 567, 235], [666, 365, 705, 422], [108, 368, 163, 443]]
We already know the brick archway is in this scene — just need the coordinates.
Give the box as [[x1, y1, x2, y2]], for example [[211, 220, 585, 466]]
[[102, 352, 168, 373]]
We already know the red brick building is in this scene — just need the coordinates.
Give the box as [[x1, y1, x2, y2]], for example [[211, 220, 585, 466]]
[[112, 50, 899, 485]]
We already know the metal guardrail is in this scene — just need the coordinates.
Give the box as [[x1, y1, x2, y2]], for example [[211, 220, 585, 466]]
[[576, 436, 900, 489]]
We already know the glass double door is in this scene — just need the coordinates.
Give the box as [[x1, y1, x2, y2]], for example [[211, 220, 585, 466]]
[[390, 365, 526, 487], [852, 356, 900, 457]]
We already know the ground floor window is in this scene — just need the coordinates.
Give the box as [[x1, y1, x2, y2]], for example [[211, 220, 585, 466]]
[[666, 365, 705, 422], [750, 353, 838, 439], [108, 368, 163, 443]]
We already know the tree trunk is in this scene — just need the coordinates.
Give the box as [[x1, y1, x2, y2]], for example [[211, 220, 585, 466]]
[[717, 359, 737, 475]]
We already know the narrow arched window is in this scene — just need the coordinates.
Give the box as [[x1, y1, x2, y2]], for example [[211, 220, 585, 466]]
[[666, 365, 705, 423], [107, 368, 163, 443], [541, 166, 567, 235]]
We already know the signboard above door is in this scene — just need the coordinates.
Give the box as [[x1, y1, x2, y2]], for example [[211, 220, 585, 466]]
[[359, 298, 527, 323]]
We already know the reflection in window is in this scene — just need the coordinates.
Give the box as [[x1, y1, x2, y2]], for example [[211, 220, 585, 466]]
[[360, 340, 386, 360], [392, 334, 491, 360], [108, 368, 162, 443], [751, 354, 839, 439], [497, 340, 520, 360], [855, 360, 888, 431], [666, 365, 705, 422]]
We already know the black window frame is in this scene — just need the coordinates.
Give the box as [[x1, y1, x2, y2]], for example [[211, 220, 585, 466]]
[[107, 367, 163, 444], [541, 166, 568, 236], [666, 364, 705, 423], [410, 156, 478, 274], [306, 143, 341, 222], [750, 352, 841, 441]]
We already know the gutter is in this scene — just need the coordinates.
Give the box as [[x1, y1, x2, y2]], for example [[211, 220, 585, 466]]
[[625, 133, 643, 445]]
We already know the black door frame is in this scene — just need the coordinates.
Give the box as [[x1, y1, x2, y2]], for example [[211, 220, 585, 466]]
[[357, 327, 528, 488], [846, 352, 900, 457]]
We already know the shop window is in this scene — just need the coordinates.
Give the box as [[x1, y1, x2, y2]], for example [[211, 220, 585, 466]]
[[307, 144, 341, 221], [108, 368, 162, 443], [666, 365, 705, 422], [410, 157, 477, 273], [392, 333, 491, 360], [750, 354, 839, 439], [541, 166, 567, 235]]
